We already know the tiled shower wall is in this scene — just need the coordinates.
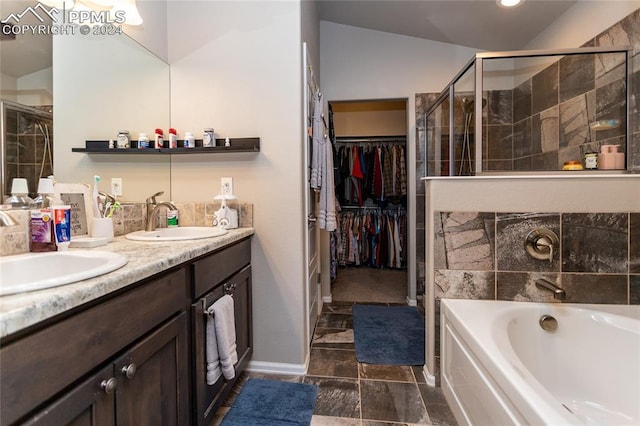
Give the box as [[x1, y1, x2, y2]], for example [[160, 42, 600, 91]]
[[4, 106, 54, 196], [498, 49, 629, 171], [415, 8, 640, 298], [434, 212, 639, 305]]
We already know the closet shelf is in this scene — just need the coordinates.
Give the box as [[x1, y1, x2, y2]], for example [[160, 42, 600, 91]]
[[72, 137, 260, 154]]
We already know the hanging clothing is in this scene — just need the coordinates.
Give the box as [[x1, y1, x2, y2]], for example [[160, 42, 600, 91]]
[[335, 208, 406, 269], [310, 92, 337, 231], [335, 142, 407, 208]]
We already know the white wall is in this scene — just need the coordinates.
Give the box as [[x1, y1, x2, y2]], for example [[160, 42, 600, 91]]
[[53, 32, 170, 202], [0, 72, 18, 102], [124, 0, 168, 63], [320, 21, 480, 303], [167, 1, 308, 370], [16, 67, 53, 106], [525, 1, 640, 50]]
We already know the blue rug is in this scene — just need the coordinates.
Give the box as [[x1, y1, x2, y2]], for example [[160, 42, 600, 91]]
[[353, 304, 425, 365], [221, 379, 318, 425]]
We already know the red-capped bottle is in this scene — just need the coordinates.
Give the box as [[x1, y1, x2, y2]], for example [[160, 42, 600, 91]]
[[168, 128, 178, 149], [154, 128, 164, 149]]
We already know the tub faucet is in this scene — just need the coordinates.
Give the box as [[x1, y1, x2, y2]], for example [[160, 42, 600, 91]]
[[145, 191, 178, 231], [535, 278, 566, 301], [0, 210, 18, 227]]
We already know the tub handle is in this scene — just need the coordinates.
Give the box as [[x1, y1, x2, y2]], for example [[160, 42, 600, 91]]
[[525, 228, 559, 263]]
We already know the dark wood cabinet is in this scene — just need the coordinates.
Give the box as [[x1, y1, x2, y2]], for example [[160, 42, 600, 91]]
[[21, 365, 115, 426], [0, 236, 252, 426], [22, 314, 189, 426], [191, 238, 253, 426], [114, 313, 189, 426]]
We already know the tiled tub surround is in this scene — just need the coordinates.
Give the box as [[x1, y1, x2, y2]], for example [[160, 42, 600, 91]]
[[0, 227, 254, 339], [423, 174, 640, 385], [434, 211, 639, 305], [0, 201, 253, 256]]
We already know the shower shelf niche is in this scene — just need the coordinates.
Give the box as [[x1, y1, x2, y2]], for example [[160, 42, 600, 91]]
[[72, 137, 260, 154]]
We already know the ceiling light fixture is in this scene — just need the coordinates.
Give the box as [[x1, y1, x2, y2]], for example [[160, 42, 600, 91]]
[[497, 0, 523, 8]]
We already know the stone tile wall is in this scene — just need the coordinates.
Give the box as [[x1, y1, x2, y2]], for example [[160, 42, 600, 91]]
[[415, 9, 640, 296], [434, 211, 639, 305], [0, 202, 253, 256]]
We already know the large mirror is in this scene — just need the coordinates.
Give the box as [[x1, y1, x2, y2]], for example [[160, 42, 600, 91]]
[[1, 0, 170, 202]]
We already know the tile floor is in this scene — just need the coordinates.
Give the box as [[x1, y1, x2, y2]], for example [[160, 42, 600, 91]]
[[213, 300, 457, 425]]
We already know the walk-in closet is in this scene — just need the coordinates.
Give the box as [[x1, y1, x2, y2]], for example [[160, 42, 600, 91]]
[[327, 100, 408, 304]]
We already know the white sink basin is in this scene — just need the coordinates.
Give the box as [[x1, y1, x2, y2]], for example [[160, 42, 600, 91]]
[[125, 226, 228, 242], [0, 251, 128, 296]]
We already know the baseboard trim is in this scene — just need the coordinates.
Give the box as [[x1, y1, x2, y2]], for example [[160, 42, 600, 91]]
[[423, 365, 437, 387], [247, 353, 309, 376], [406, 297, 417, 307]]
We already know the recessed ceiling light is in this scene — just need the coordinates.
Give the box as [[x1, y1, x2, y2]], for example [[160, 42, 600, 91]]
[[497, 0, 523, 8]]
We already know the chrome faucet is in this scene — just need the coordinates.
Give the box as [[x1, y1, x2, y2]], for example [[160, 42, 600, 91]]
[[145, 191, 178, 231], [535, 278, 566, 301], [0, 210, 18, 227]]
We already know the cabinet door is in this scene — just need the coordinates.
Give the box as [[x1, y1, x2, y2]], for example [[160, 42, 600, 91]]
[[113, 313, 189, 426], [227, 265, 252, 367], [21, 365, 115, 426]]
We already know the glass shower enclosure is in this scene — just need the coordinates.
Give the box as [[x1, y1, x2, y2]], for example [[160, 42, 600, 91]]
[[0, 100, 54, 198], [424, 46, 632, 175]]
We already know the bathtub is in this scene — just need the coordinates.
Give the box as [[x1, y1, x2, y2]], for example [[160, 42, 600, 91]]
[[440, 299, 640, 425]]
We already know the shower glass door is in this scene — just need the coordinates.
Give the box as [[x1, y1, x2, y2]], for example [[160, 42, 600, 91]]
[[453, 64, 476, 176], [425, 95, 450, 176]]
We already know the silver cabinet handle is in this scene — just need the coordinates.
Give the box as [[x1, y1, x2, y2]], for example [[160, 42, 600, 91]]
[[100, 377, 117, 394], [121, 363, 137, 379]]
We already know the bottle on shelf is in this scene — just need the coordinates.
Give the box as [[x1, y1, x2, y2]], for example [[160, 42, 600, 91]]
[[168, 128, 178, 149], [154, 128, 164, 149], [184, 132, 196, 148], [138, 133, 150, 149]]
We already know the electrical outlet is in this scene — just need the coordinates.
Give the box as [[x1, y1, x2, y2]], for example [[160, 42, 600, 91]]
[[221, 177, 233, 196], [111, 178, 123, 196]]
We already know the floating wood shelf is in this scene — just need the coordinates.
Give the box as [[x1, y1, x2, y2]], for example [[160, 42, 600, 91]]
[[72, 138, 260, 154]]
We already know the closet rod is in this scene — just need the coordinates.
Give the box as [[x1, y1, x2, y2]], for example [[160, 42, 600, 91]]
[[334, 135, 406, 144], [341, 205, 406, 211]]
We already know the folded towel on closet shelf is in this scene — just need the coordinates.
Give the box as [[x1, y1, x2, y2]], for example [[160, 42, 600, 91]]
[[205, 294, 238, 382]]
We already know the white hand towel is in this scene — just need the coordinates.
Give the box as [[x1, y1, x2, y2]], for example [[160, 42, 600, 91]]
[[205, 307, 222, 385], [211, 294, 238, 380]]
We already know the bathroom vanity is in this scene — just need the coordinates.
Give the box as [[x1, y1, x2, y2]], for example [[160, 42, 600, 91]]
[[0, 229, 253, 425]]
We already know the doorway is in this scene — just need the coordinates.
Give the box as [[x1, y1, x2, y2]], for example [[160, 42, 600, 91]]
[[327, 99, 409, 304]]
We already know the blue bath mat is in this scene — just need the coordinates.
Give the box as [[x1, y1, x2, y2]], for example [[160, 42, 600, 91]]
[[221, 378, 318, 425], [353, 304, 425, 365]]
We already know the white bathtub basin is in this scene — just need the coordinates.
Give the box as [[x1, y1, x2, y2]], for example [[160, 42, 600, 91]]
[[441, 299, 640, 426], [125, 226, 228, 242], [0, 251, 128, 296]]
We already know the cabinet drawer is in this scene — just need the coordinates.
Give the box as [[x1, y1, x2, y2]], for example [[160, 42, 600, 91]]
[[192, 238, 250, 299], [0, 267, 186, 425]]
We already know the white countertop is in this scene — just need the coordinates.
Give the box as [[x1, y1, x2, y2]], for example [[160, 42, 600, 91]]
[[0, 228, 254, 339]]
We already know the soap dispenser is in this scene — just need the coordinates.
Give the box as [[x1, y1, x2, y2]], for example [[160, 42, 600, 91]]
[[213, 178, 238, 229]]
